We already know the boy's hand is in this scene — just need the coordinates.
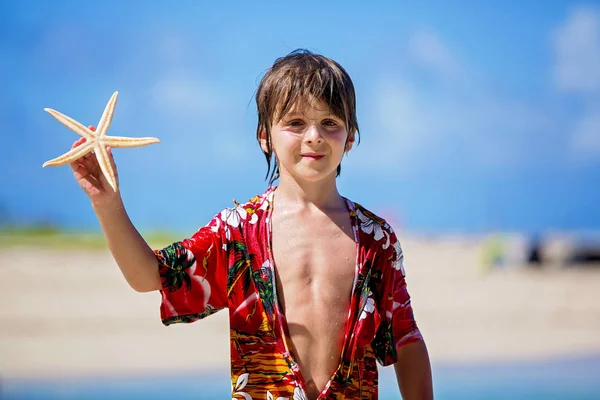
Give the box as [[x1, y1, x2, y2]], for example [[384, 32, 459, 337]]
[[70, 125, 121, 205]]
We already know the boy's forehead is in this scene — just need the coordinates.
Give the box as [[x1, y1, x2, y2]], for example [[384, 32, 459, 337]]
[[278, 98, 332, 117]]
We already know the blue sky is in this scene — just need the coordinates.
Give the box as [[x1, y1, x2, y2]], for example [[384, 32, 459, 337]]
[[1, 1, 599, 234]]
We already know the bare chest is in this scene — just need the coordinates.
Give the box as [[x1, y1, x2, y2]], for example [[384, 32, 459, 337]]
[[271, 211, 357, 313], [270, 208, 357, 396]]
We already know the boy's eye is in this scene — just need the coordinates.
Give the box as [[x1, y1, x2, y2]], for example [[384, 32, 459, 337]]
[[288, 120, 304, 127], [323, 119, 337, 126]]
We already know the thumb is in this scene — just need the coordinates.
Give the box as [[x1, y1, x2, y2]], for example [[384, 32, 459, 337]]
[[88, 125, 96, 132]]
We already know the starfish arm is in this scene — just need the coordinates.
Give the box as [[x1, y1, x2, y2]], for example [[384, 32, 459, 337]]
[[94, 143, 118, 192], [42, 141, 94, 167], [103, 136, 161, 148], [96, 91, 118, 138], [44, 108, 94, 139]]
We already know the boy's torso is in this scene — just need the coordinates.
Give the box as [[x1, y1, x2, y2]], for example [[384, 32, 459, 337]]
[[156, 185, 421, 399], [270, 198, 357, 399]]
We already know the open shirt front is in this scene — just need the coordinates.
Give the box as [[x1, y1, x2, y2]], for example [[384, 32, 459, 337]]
[[154, 186, 422, 399]]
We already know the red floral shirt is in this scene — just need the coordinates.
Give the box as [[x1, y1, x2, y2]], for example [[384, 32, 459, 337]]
[[155, 186, 422, 399]]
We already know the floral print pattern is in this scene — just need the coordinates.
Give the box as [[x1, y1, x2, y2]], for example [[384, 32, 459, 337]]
[[233, 373, 252, 400], [359, 293, 375, 321], [154, 186, 422, 399]]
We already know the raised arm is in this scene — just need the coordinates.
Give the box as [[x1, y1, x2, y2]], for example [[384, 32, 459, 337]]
[[69, 129, 160, 292], [93, 196, 161, 292]]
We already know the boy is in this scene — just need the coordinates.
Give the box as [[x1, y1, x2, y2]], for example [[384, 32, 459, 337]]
[[69, 49, 433, 399]]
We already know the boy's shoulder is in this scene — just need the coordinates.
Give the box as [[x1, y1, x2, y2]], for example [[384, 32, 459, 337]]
[[214, 187, 274, 226], [349, 198, 405, 273], [349, 198, 394, 229], [346, 197, 401, 245], [350, 199, 389, 226], [233, 187, 274, 210]]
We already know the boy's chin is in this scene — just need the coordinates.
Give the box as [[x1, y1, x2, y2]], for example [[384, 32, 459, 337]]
[[286, 168, 338, 183]]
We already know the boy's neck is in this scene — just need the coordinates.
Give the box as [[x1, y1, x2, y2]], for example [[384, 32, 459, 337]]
[[274, 174, 345, 212]]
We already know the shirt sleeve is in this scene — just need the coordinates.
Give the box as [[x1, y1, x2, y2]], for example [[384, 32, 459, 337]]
[[154, 212, 229, 326], [372, 229, 423, 366]]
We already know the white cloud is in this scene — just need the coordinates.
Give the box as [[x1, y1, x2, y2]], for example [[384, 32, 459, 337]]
[[140, 32, 252, 169], [150, 73, 222, 118], [350, 9, 600, 173], [139, 30, 226, 119], [570, 108, 600, 157], [353, 77, 554, 174], [376, 81, 434, 157], [349, 28, 556, 174], [409, 29, 460, 80], [552, 6, 600, 160], [346, 80, 446, 171], [552, 6, 600, 94]]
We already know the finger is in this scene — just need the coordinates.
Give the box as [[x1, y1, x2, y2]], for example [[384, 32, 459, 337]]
[[69, 139, 97, 171], [88, 125, 96, 132], [69, 139, 87, 169], [71, 137, 87, 149], [70, 159, 88, 176], [72, 162, 88, 175], [70, 154, 88, 169]]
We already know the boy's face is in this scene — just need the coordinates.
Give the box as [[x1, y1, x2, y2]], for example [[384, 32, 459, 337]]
[[261, 99, 354, 183]]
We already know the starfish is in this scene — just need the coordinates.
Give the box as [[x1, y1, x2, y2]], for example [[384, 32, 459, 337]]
[[43, 91, 160, 192]]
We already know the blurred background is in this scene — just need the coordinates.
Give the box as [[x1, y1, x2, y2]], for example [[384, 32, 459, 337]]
[[1, 1, 599, 399]]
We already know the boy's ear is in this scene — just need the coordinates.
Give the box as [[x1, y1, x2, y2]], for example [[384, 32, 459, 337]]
[[345, 130, 356, 153], [259, 128, 270, 154]]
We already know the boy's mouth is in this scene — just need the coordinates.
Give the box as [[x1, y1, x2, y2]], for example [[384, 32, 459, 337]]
[[301, 153, 325, 160]]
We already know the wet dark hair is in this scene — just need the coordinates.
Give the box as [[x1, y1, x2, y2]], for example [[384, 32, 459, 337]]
[[255, 49, 360, 185]]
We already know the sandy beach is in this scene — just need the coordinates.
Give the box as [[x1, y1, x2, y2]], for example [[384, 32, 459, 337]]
[[1, 238, 599, 379]]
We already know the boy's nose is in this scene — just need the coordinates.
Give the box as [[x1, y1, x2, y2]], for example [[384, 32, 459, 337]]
[[304, 125, 324, 144]]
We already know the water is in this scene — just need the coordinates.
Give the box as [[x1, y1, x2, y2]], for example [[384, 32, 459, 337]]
[[3, 356, 599, 399]]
